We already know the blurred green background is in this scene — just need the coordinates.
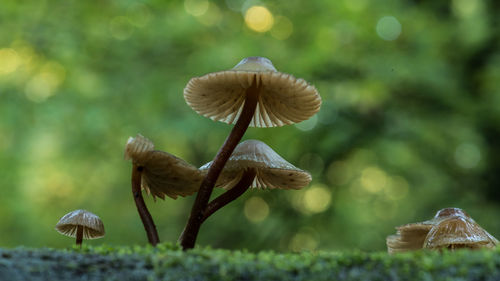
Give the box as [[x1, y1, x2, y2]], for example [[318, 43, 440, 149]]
[[1, 0, 500, 252]]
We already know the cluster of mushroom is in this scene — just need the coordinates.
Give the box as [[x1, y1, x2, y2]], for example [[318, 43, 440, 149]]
[[53, 57, 500, 254], [122, 56, 321, 249], [386, 208, 498, 253]]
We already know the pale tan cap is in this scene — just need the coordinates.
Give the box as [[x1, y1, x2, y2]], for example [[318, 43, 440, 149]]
[[424, 216, 498, 249], [200, 139, 311, 190], [55, 209, 105, 239], [386, 221, 434, 254], [125, 134, 203, 200], [386, 207, 499, 253], [184, 57, 321, 128]]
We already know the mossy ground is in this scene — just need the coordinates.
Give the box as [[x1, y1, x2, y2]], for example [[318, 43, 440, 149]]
[[1, 244, 499, 281]]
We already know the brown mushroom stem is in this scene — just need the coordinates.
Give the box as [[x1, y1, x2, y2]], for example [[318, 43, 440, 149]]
[[181, 77, 260, 250], [132, 164, 160, 246], [76, 225, 83, 247], [202, 169, 257, 222]]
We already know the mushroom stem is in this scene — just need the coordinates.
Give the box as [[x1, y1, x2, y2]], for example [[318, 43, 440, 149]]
[[76, 225, 83, 248], [132, 164, 160, 246], [202, 169, 257, 222], [181, 77, 260, 250]]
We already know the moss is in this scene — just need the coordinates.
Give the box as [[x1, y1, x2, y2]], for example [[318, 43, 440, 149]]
[[1, 244, 500, 280]]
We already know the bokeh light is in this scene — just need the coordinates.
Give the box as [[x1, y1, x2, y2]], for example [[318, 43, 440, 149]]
[[289, 228, 319, 252], [244, 196, 269, 223], [244, 6, 274, 32], [376, 16, 402, 41], [25, 62, 66, 102], [270, 16, 293, 40], [0, 48, 21, 75], [455, 143, 481, 169], [109, 16, 134, 40], [184, 0, 209, 16], [196, 2, 222, 26], [303, 185, 332, 214], [295, 115, 318, 131], [360, 166, 387, 193]]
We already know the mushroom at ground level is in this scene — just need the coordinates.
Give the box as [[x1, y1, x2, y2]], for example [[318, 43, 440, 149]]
[[55, 209, 104, 247], [386, 207, 498, 253]]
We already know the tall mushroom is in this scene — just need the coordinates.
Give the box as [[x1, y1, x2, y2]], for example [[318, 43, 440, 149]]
[[200, 139, 312, 222], [125, 134, 204, 245], [181, 56, 321, 249], [55, 209, 105, 248]]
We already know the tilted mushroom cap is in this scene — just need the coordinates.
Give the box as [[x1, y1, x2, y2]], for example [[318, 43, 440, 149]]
[[200, 139, 312, 190], [55, 209, 105, 239], [386, 221, 435, 254], [125, 134, 204, 199], [424, 216, 498, 249], [124, 134, 154, 163], [184, 56, 321, 128]]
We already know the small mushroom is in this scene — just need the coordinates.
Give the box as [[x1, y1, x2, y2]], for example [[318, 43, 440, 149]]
[[125, 134, 204, 246], [386, 207, 498, 253], [200, 139, 311, 221], [181, 57, 321, 250], [55, 209, 104, 247]]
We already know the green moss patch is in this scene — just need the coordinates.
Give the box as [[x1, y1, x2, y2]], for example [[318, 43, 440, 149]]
[[1, 244, 499, 280]]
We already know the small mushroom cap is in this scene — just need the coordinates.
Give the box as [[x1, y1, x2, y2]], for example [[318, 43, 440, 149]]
[[433, 207, 470, 219], [386, 222, 434, 254], [55, 209, 105, 239], [184, 56, 321, 128], [124, 134, 154, 163], [424, 216, 498, 249], [125, 134, 203, 199], [200, 139, 311, 190]]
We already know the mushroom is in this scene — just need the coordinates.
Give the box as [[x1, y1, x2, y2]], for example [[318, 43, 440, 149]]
[[200, 139, 312, 221], [424, 208, 498, 250], [125, 134, 204, 245], [386, 208, 498, 253], [184, 56, 321, 128], [181, 56, 321, 249], [55, 209, 104, 248]]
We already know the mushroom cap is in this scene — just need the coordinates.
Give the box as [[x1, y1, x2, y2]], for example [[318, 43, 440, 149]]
[[55, 209, 105, 239], [125, 134, 203, 199], [124, 134, 154, 163], [433, 207, 469, 219], [424, 216, 498, 249], [386, 221, 434, 254], [140, 150, 203, 199], [200, 139, 311, 190], [386, 207, 499, 253], [184, 56, 321, 128]]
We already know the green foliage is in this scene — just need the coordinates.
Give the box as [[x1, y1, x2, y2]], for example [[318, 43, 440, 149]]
[[2, 245, 500, 280], [1, 0, 500, 251]]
